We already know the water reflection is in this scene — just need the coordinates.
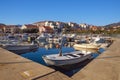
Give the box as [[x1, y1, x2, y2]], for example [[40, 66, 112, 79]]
[[21, 47, 105, 77], [21, 47, 75, 66]]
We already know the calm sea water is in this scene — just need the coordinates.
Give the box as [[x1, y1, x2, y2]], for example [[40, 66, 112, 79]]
[[21, 47, 75, 65], [21, 47, 105, 76]]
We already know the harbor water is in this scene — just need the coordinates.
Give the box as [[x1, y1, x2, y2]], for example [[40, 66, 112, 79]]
[[21, 47, 105, 76]]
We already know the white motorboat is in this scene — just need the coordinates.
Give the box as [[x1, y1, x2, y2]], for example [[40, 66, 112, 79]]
[[1, 43, 39, 54], [42, 51, 92, 66], [73, 36, 108, 50], [73, 43, 100, 50]]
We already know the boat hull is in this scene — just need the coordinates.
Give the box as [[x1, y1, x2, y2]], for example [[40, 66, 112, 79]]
[[2, 44, 38, 54], [73, 47, 98, 53], [73, 44, 100, 50], [42, 54, 92, 66]]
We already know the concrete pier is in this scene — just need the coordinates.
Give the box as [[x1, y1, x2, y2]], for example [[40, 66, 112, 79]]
[[0, 48, 71, 80], [72, 38, 120, 80], [0, 38, 120, 80]]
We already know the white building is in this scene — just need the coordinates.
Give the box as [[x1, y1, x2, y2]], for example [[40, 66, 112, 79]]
[[45, 21, 55, 29], [79, 23, 89, 29]]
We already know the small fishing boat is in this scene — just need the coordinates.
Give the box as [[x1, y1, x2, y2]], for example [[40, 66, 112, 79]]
[[42, 51, 92, 66]]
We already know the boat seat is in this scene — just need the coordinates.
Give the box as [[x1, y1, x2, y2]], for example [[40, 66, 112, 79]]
[[72, 54, 80, 57], [66, 55, 74, 58], [66, 54, 78, 57], [77, 53, 84, 56]]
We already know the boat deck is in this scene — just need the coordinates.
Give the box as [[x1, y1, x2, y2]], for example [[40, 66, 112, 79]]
[[44, 51, 89, 60]]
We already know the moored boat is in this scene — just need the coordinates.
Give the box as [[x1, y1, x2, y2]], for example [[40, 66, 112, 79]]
[[1, 43, 39, 54], [73, 43, 100, 50], [42, 50, 92, 66]]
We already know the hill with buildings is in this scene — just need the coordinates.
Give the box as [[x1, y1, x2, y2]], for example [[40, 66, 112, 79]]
[[0, 21, 120, 34]]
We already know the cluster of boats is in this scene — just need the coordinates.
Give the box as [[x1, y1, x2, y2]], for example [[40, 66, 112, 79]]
[[0, 34, 39, 54], [42, 34, 112, 67], [0, 33, 112, 67], [73, 37, 110, 51]]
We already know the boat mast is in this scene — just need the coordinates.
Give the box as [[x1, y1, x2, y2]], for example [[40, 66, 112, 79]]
[[59, 45, 62, 56], [59, 28, 65, 56], [59, 32, 63, 56]]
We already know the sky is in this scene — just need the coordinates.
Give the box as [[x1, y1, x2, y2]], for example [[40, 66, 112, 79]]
[[0, 0, 120, 26]]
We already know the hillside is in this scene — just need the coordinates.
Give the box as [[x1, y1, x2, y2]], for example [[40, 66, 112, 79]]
[[104, 22, 120, 27]]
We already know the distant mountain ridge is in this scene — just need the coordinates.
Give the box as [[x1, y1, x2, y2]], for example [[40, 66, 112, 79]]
[[1, 21, 120, 28], [104, 22, 120, 27], [33, 20, 65, 24]]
